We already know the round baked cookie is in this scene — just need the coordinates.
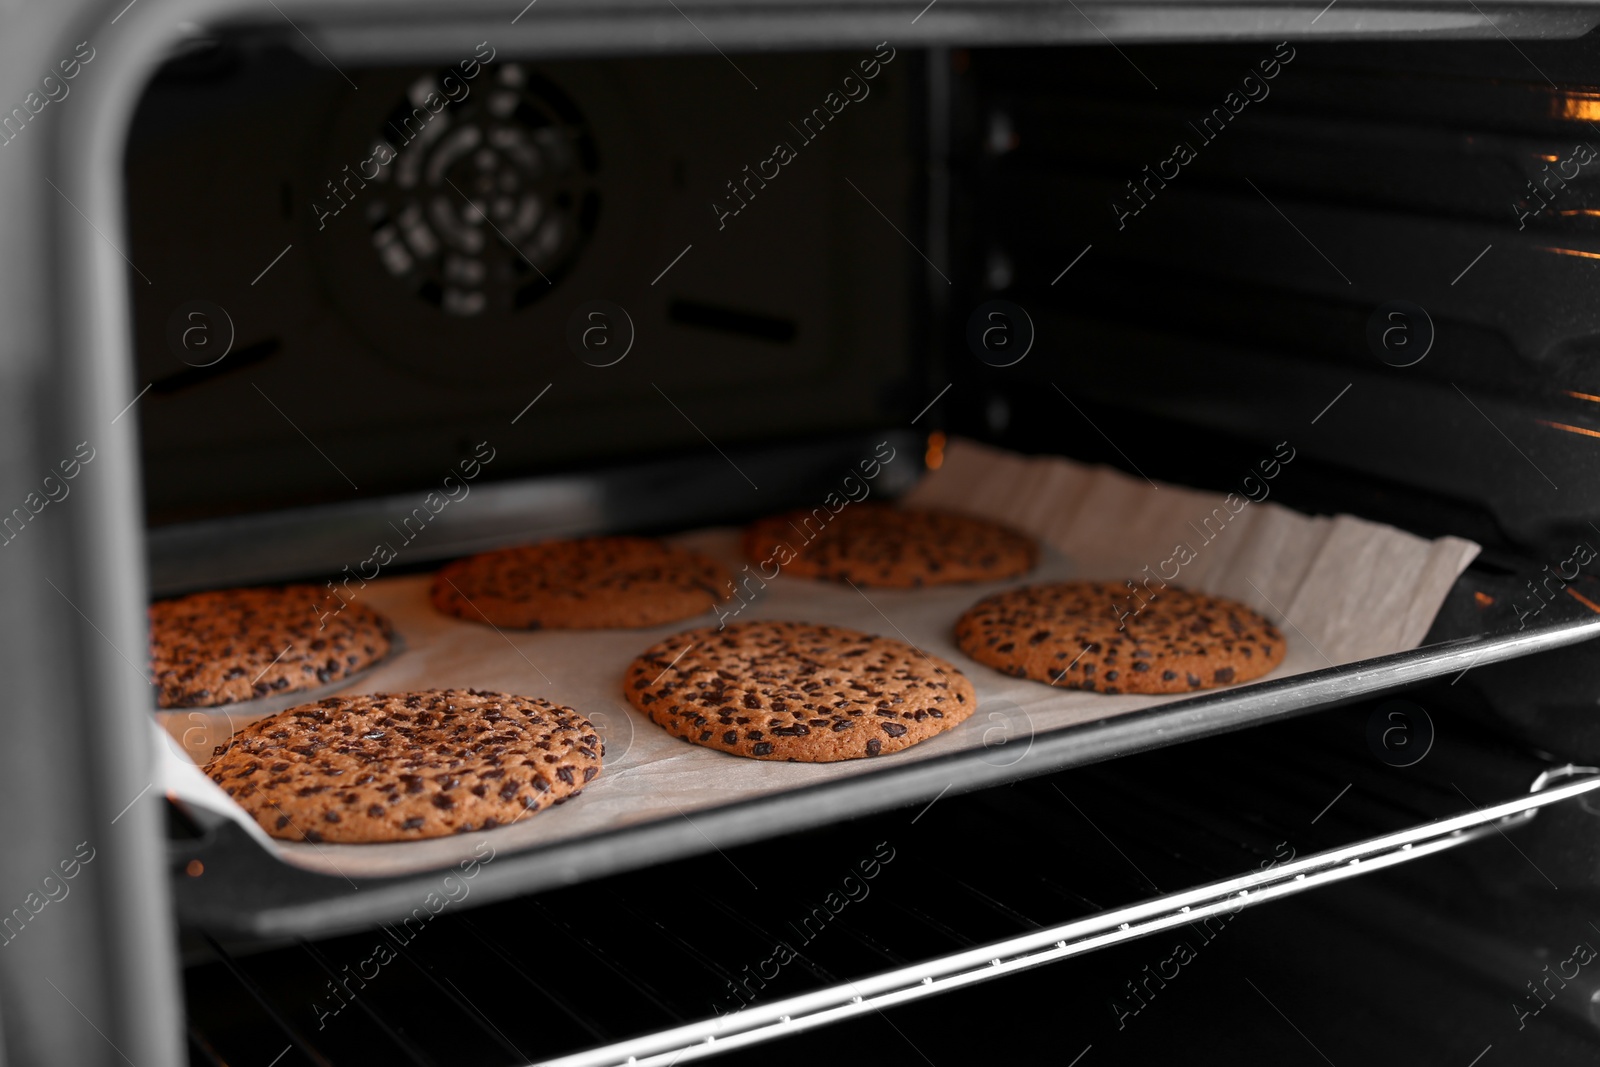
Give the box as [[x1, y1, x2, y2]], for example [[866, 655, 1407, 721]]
[[742, 504, 1036, 588], [202, 689, 602, 843], [150, 585, 392, 709], [431, 536, 732, 630], [625, 620, 976, 761], [955, 582, 1285, 695]]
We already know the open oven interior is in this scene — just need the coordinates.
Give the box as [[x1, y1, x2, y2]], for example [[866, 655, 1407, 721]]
[[115, 21, 1600, 1066]]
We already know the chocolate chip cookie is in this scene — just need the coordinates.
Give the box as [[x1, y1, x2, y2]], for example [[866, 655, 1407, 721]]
[[625, 620, 976, 761], [202, 689, 602, 842], [432, 536, 732, 630], [955, 582, 1285, 694], [742, 504, 1036, 588], [150, 585, 392, 709]]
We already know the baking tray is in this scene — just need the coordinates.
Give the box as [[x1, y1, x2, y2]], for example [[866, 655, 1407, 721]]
[[167, 534, 1600, 938], [163, 435, 1490, 876]]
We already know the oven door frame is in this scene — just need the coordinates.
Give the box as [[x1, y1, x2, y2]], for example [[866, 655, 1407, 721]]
[[19, 2, 1600, 1064]]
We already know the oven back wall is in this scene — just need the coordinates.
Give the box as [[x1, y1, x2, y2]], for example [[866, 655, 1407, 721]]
[[124, 42, 917, 525]]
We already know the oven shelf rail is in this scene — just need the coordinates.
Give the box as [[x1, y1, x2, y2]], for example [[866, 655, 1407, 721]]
[[538, 765, 1600, 1067]]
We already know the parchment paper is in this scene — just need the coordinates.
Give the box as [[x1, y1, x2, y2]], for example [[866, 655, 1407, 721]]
[[153, 437, 1481, 877]]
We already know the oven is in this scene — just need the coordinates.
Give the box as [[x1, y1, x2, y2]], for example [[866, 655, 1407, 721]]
[[8, 1, 1600, 1064]]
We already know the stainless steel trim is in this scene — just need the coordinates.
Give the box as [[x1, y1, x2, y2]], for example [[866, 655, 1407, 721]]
[[302, 2, 1600, 65], [534, 768, 1600, 1067]]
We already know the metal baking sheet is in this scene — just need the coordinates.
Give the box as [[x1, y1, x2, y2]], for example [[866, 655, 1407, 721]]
[[160, 511, 1474, 882]]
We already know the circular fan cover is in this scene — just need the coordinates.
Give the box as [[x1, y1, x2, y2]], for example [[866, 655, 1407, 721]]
[[363, 64, 598, 317]]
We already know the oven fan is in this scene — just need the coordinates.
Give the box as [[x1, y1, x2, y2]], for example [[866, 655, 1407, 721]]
[[361, 64, 598, 318]]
